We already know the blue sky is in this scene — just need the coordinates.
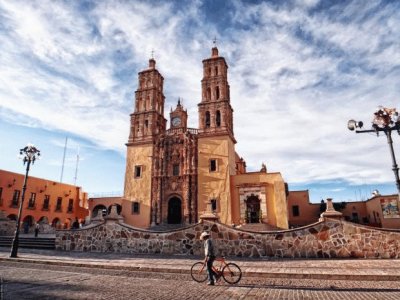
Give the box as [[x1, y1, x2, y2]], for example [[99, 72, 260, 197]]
[[0, 0, 400, 202]]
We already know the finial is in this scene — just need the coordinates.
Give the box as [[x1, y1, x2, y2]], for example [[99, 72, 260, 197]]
[[213, 37, 217, 47], [151, 49, 154, 59], [178, 97, 181, 106]]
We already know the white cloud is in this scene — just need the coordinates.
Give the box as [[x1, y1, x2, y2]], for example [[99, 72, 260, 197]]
[[1, 0, 399, 198]]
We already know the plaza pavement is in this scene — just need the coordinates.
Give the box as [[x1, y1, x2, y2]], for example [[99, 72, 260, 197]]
[[1, 247, 400, 282]]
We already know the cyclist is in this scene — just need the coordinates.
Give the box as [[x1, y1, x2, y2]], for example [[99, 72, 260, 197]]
[[200, 231, 219, 285]]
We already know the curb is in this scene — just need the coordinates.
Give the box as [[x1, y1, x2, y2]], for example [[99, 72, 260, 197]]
[[2, 257, 400, 281]]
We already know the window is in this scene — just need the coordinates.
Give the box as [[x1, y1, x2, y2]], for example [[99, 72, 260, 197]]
[[207, 88, 211, 100], [211, 199, 217, 212], [292, 205, 300, 217], [43, 195, 50, 210], [173, 164, 180, 176], [12, 190, 20, 206], [67, 199, 73, 213], [216, 110, 221, 127], [55, 197, 62, 211], [28, 192, 36, 208], [352, 212, 359, 223], [210, 159, 217, 172], [132, 202, 140, 214], [0, 187, 2, 206], [145, 120, 148, 129], [215, 86, 220, 99], [134, 166, 142, 178], [205, 111, 210, 128], [215, 66, 218, 76]]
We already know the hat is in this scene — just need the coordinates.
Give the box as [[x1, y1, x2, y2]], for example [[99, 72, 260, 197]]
[[200, 231, 210, 240]]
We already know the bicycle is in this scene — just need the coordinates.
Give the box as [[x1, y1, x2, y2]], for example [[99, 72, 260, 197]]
[[190, 257, 242, 284]]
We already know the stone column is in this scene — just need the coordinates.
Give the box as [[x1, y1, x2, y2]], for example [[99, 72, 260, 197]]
[[199, 201, 219, 223], [319, 198, 343, 221]]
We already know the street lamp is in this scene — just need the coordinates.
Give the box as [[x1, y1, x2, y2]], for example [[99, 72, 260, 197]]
[[348, 106, 400, 199], [10, 143, 40, 258]]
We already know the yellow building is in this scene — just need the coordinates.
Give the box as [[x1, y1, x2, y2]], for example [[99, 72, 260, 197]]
[[93, 46, 289, 229]]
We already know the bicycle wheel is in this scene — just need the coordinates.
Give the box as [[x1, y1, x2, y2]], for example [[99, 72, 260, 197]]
[[191, 262, 208, 283], [222, 263, 242, 284]]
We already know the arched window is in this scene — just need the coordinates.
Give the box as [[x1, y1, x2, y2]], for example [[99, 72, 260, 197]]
[[205, 111, 211, 128], [215, 86, 220, 99], [216, 110, 221, 127], [207, 88, 211, 100], [215, 66, 218, 76], [208, 67, 211, 76]]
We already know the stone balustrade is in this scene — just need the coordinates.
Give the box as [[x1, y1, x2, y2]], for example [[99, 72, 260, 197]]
[[55, 218, 400, 259]]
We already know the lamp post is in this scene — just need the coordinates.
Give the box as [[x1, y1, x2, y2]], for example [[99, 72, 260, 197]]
[[10, 144, 40, 258], [348, 106, 400, 199]]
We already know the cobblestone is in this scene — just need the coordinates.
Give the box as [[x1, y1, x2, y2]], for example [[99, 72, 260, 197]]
[[1, 261, 400, 299]]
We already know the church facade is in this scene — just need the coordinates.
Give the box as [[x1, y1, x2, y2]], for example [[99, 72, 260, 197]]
[[100, 46, 289, 229]]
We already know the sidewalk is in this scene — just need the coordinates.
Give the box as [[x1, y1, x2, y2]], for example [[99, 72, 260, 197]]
[[1, 247, 400, 281]]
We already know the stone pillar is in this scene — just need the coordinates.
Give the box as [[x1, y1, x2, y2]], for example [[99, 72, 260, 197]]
[[319, 198, 343, 221], [104, 205, 124, 224], [199, 201, 219, 223]]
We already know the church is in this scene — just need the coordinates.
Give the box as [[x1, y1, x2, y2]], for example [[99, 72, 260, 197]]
[[92, 46, 289, 230]]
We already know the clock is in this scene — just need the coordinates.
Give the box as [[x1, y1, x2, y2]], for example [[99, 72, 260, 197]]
[[172, 117, 181, 127]]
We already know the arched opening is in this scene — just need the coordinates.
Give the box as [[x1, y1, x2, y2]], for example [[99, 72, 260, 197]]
[[215, 86, 220, 99], [23, 215, 34, 226], [207, 88, 211, 100], [22, 215, 34, 233], [245, 195, 261, 223], [52, 217, 61, 229], [38, 216, 49, 224], [7, 214, 17, 221], [65, 218, 72, 229], [168, 197, 182, 224], [205, 111, 211, 128], [216, 110, 221, 127], [215, 66, 218, 76], [107, 204, 122, 215], [92, 204, 107, 218]]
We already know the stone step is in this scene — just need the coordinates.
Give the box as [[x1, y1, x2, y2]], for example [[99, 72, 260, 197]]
[[0, 237, 55, 249]]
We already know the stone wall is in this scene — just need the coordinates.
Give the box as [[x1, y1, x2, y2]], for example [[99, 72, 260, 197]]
[[0, 220, 16, 236], [55, 218, 400, 259]]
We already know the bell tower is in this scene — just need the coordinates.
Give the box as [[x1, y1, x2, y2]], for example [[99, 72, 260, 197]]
[[123, 57, 167, 228], [198, 46, 235, 141], [127, 58, 167, 145], [197, 45, 237, 225]]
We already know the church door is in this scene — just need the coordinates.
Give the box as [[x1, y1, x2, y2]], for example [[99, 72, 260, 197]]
[[246, 195, 261, 223], [168, 197, 182, 224]]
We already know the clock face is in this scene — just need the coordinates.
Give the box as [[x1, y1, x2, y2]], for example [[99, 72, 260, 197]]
[[172, 117, 181, 126]]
